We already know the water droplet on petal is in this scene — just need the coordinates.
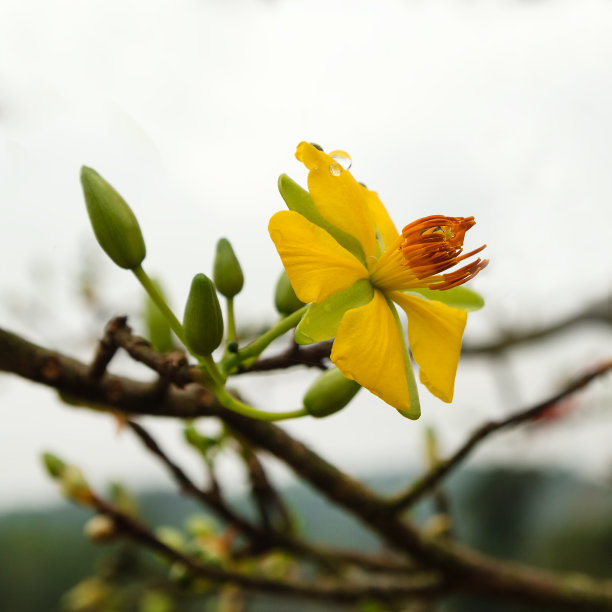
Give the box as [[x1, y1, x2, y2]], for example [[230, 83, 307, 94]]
[[328, 162, 342, 176], [329, 150, 352, 170]]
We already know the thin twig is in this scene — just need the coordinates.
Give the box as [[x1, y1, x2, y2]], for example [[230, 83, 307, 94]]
[[127, 420, 412, 574], [126, 420, 259, 537], [390, 359, 612, 512], [88, 316, 125, 379]]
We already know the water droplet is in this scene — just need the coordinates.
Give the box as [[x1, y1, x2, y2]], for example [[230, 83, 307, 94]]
[[328, 162, 342, 176], [329, 150, 352, 170]]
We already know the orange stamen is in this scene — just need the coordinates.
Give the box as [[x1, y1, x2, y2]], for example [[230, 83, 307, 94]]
[[400, 215, 488, 291]]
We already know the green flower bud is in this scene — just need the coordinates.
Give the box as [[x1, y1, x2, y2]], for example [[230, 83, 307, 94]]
[[274, 270, 305, 317], [303, 367, 361, 418], [42, 452, 65, 479], [144, 279, 174, 353], [60, 465, 92, 504], [80, 166, 146, 269], [183, 274, 224, 356], [213, 238, 244, 298]]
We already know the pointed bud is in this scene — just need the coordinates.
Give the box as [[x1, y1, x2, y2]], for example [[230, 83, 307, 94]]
[[60, 465, 92, 504], [80, 166, 146, 269], [303, 367, 361, 418], [213, 238, 244, 298], [183, 274, 224, 356], [42, 453, 65, 479], [144, 279, 174, 353], [274, 271, 304, 317]]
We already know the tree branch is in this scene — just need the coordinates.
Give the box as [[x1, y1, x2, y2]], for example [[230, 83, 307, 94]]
[[4, 325, 612, 609]]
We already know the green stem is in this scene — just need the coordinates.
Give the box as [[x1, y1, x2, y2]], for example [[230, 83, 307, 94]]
[[222, 305, 308, 372], [226, 298, 237, 341], [387, 299, 421, 420], [199, 355, 225, 387], [213, 385, 309, 421], [133, 266, 187, 346]]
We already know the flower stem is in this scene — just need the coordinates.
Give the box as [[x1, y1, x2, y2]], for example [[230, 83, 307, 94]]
[[132, 265, 187, 346], [221, 305, 308, 373], [226, 298, 237, 342], [213, 384, 309, 421], [199, 355, 225, 387]]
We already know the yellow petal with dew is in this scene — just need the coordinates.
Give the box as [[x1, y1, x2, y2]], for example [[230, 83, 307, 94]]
[[296, 142, 376, 258], [331, 290, 417, 414], [269, 211, 369, 304], [391, 292, 467, 403]]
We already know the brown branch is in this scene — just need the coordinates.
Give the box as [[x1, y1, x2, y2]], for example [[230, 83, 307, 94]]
[[463, 294, 612, 356], [5, 326, 612, 608], [390, 359, 612, 512], [235, 340, 332, 374], [234, 437, 294, 535], [88, 316, 123, 379], [237, 295, 612, 369]]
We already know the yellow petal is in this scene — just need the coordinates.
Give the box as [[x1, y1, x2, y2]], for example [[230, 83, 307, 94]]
[[391, 292, 467, 403], [331, 290, 413, 412], [364, 188, 399, 251], [296, 142, 376, 258], [269, 211, 369, 304]]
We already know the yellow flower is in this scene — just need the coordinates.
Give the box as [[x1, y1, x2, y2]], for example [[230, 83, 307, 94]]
[[269, 142, 488, 418]]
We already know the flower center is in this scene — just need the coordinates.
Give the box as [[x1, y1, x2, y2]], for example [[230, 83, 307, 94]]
[[370, 215, 488, 292]]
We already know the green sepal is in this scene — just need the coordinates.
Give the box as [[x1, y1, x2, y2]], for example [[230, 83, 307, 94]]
[[213, 238, 244, 298], [406, 286, 484, 312], [387, 298, 421, 420], [80, 166, 146, 269], [274, 270, 305, 316], [183, 274, 224, 356], [294, 280, 373, 345], [278, 174, 367, 266], [303, 367, 361, 418]]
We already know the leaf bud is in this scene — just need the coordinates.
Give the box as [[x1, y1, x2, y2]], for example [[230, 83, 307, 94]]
[[274, 270, 305, 317], [183, 274, 224, 356], [42, 452, 66, 479], [303, 367, 361, 418], [144, 279, 174, 353], [213, 238, 244, 298], [80, 166, 146, 269]]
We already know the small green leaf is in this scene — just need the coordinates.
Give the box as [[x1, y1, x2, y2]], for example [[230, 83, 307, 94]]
[[278, 174, 367, 266], [294, 280, 373, 344], [407, 286, 484, 311]]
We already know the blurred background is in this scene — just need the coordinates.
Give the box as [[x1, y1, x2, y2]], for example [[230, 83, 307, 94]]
[[1, 0, 612, 610]]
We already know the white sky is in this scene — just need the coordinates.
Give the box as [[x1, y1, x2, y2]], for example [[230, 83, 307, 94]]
[[1, 0, 612, 511]]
